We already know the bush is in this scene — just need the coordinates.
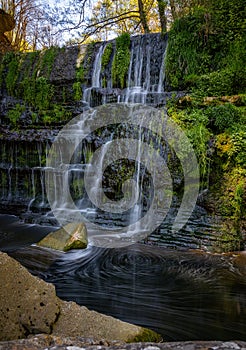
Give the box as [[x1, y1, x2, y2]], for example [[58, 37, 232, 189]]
[[205, 103, 245, 132], [194, 70, 234, 97]]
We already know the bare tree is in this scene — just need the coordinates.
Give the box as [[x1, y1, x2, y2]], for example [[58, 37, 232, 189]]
[[0, 0, 56, 51]]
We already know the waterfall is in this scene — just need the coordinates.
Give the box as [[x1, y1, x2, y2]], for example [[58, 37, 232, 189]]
[[0, 140, 51, 215], [92, 44, 105, 87], [83, 43, 105, 106], [157, 44, 167, 93], [83, 33, 168, 107]]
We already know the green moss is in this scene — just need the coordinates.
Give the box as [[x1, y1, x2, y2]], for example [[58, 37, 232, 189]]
[[35, 77, 54, 110], [64, 239, 87, 252], [5, 53, 20, 95], [0, 47, 76, 126], [76, 65, 85, 82], [101, 43, 113, 70], [73, 41, 97, 101], [39, 46, 59, 77], [7, 104, 25, 127], [127, 328, 162, 343], [73, 81, 82, 101], [112, 33, 130, 88]]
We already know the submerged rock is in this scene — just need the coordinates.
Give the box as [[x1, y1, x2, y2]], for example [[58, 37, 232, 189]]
[[0, 252, 162, 342], [37, 222, 88, 252]]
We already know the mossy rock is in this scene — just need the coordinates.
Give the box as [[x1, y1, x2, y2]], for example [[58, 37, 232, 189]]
[[127, 327, 163, 343], [37, 222, 88, 252]]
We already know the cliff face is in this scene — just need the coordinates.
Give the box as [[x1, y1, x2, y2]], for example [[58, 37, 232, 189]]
[[0, 33, 169, 131], [0, 35, 170, 219]]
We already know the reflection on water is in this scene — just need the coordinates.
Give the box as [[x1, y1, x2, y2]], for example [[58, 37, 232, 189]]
[[0, 214, 246, 341]]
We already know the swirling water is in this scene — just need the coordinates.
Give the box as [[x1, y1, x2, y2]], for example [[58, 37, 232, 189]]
[[0, 214, 246, 341]]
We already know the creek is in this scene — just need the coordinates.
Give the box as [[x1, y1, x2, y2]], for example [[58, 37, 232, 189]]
[[0, 33, 245, 341], [0, 214, 246, 341]]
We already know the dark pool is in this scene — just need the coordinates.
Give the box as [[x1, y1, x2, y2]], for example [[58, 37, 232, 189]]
[[0, 214, 246, 341]]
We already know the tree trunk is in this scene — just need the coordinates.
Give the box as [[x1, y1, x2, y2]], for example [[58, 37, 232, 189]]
[[157, 0, 167, 33], [138, 0, 150, 33], [169, 0, 177, 21]]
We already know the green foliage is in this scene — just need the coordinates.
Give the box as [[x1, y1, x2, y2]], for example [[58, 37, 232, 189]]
[[168, 106, 210, 180], [7, 104, 25, 127], [41, 105, 72, 125], [165, 9, 212, 90], [101, 43, 113, 88], [5, 53, 20, 95], [36, 77, 54, 110], [216, 128, 246, 170], [218, 167, 246, 247], [39, 46, 59, 77], [205, 103, 245, 132], [72, 41, 97, 100], [112, 33, 131, 88], [101, 43, 113, 70], [81, 41, 96, 84], [73, 81, 82, 101], [194, 70, 234, 97], [0, 47, 75, 127], [165, 0, 246, 94], [76, 65, 85, 82]]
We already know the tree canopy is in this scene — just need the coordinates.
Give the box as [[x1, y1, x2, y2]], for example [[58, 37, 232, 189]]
[[0, 0, 245, 50]]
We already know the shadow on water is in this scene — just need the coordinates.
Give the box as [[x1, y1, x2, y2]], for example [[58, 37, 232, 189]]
[[0, 214, 246, 341]]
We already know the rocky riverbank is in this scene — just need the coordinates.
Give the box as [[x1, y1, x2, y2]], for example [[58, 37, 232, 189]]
[[0, 251, 161, 343], [0, 335, 245, 350]]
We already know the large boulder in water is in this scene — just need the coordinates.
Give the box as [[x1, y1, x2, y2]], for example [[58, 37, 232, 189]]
[[37, 222, 88, 252], [0, 252, 162, 342]]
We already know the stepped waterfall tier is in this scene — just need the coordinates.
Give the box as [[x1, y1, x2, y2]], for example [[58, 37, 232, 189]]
[[0, 33, 227, 250], [82, 33, 170, 107]]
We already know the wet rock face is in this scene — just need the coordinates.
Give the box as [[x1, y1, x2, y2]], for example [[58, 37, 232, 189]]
[[0, 252, 60, 340]]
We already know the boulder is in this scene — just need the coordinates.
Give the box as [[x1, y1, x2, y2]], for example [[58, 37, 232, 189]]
[[0, 10, 15, 53], [0, 252, 60, 341], [0, 252, 162, 342], [52, 301, 161, 342], [0, 9, 15, 34], [37, 222, 88, 252]]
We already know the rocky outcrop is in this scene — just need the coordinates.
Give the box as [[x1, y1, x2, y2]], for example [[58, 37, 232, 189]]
[[0, 252, 161, 342], [0, 9, 15, 33], [0, 251, 60, 340], [0, 9, 15, 53], [0, 336, 245, 350], [37, 222, 88, 252]]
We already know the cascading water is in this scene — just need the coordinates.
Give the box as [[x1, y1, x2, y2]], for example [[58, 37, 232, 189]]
[[1, 33, 246, 343], [121, 35, 158, 103], [82, 33, 169, 107], [0, 33, 214, 248], [0, 139, 51, 220], [83, 43, 106, 106]]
